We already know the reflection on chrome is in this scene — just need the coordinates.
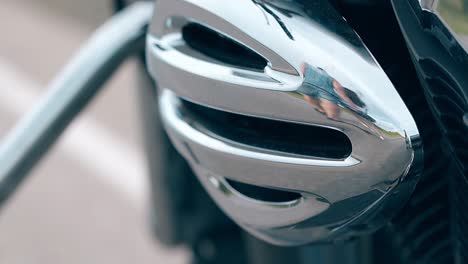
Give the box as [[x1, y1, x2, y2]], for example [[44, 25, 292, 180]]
[[147, 0, 423, 245], [300, 64, 364, 119]]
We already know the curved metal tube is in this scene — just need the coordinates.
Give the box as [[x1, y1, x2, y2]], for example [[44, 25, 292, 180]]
[[0, 2, 153, 206]]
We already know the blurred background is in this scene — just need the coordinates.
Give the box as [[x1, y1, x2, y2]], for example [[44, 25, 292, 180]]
[[0, 1, 188, 263]]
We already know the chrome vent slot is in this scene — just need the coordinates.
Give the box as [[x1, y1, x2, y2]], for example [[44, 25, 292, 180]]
[[181, 99, 352, 159], [225, 179, 302, 203], [182, 23, 268, 71]]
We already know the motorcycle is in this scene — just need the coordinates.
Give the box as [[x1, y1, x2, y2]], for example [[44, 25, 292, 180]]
[[1, 0, 466, 263]]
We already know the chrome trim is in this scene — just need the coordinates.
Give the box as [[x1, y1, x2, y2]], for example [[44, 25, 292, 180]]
[[148, 0, 423, 245], [420, 0, 468, 53]]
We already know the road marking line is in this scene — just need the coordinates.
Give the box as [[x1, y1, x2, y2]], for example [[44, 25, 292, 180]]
[[0, 59, 148, 204]]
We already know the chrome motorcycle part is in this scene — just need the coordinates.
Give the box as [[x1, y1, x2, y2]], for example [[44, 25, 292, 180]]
[[147, 0, 423, 245], [0, 2, 153, 206]]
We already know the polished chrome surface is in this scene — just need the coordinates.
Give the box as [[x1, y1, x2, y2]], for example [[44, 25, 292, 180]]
[[0, 2, 152, 206], [420, 0, 468, 53], [147, 0, 423, 245]]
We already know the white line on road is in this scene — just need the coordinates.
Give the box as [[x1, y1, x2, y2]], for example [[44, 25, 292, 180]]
[[0, 59, 148, 205]]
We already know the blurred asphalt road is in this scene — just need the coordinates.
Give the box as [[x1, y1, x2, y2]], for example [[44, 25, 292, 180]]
[[0, 1, 188, 263]]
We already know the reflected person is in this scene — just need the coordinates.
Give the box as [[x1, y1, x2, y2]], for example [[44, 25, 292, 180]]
[[298, 63, 362, 120]]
